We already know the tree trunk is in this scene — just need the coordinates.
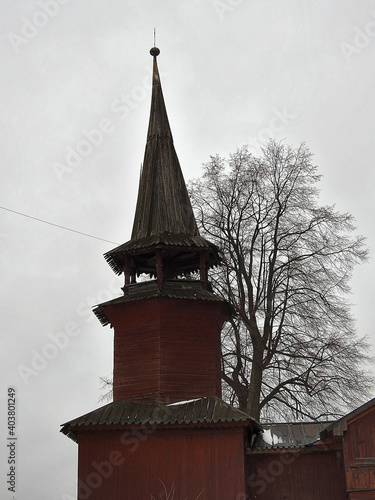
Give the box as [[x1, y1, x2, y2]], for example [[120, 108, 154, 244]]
[[246, 345, 263, 421]]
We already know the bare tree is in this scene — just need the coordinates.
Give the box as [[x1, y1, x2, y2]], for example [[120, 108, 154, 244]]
[[189, 140, 374, 422], [98, 375, 113, 403]]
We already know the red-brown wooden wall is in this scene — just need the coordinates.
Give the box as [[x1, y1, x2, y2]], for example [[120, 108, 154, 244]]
[[245, 449, 347, 500], [343, 406, 375, 499], [77, 426, 246, 500], [105, 297, 227, 404]]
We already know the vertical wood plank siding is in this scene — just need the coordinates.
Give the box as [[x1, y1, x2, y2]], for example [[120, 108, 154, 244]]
[[344, 406, 375, 498], [108, 297, 226, 403], [77, 427, 246, 500], [246, 450, 347, 500]]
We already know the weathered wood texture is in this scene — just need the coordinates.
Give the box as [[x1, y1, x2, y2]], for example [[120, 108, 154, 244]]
[[77, 427, 246, 500], [246, 450, 347, 500], [343, 406, 375, 498], [106, 297, 227, 403]]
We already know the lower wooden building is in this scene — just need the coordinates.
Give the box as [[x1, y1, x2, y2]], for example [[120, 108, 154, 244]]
[[63, 397, 260, 499], [62, 396, 375, 499], [245, 398, 375, 499]]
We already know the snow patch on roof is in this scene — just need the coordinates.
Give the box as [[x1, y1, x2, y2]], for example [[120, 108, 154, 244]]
[[262, 428, 284, 446], [167, 398, 201, 406]]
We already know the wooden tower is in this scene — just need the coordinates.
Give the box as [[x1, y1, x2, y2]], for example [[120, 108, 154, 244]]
[[95, 46, 228, 405], [61, 48, 259, 500]]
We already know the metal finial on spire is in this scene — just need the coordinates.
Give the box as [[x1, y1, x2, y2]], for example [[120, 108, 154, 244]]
[[150, 46, 160, 57], [150, 28, 160, 57]]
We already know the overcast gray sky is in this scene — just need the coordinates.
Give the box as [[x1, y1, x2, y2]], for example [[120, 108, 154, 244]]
[[1, 1, 375, 498]]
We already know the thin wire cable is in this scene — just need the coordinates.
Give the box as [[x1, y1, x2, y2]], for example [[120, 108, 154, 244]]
[[0, 205, 119, 245]]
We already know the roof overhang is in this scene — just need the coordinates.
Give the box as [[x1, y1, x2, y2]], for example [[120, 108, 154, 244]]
[[61, 397, 261, 443]]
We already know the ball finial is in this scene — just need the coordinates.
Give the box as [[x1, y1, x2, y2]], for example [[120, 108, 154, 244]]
[[150, 47, 160, 57]]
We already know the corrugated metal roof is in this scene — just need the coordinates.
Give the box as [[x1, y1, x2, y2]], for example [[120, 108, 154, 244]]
[[61, 397, 260, 443], [93, 279, 229, 327], [253, 421, 332, 449]]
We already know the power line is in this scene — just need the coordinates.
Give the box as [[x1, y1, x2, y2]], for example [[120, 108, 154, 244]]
[[0, 205, 120, 245]]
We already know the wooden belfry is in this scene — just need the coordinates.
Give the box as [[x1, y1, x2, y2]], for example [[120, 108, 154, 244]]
[[95, 46, 230, 405], [61, 48, 257, 500]]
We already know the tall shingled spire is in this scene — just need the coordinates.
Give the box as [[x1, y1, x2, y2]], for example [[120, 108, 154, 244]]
[[104, 47, 220, 288], [131, 47, 199, 240]]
